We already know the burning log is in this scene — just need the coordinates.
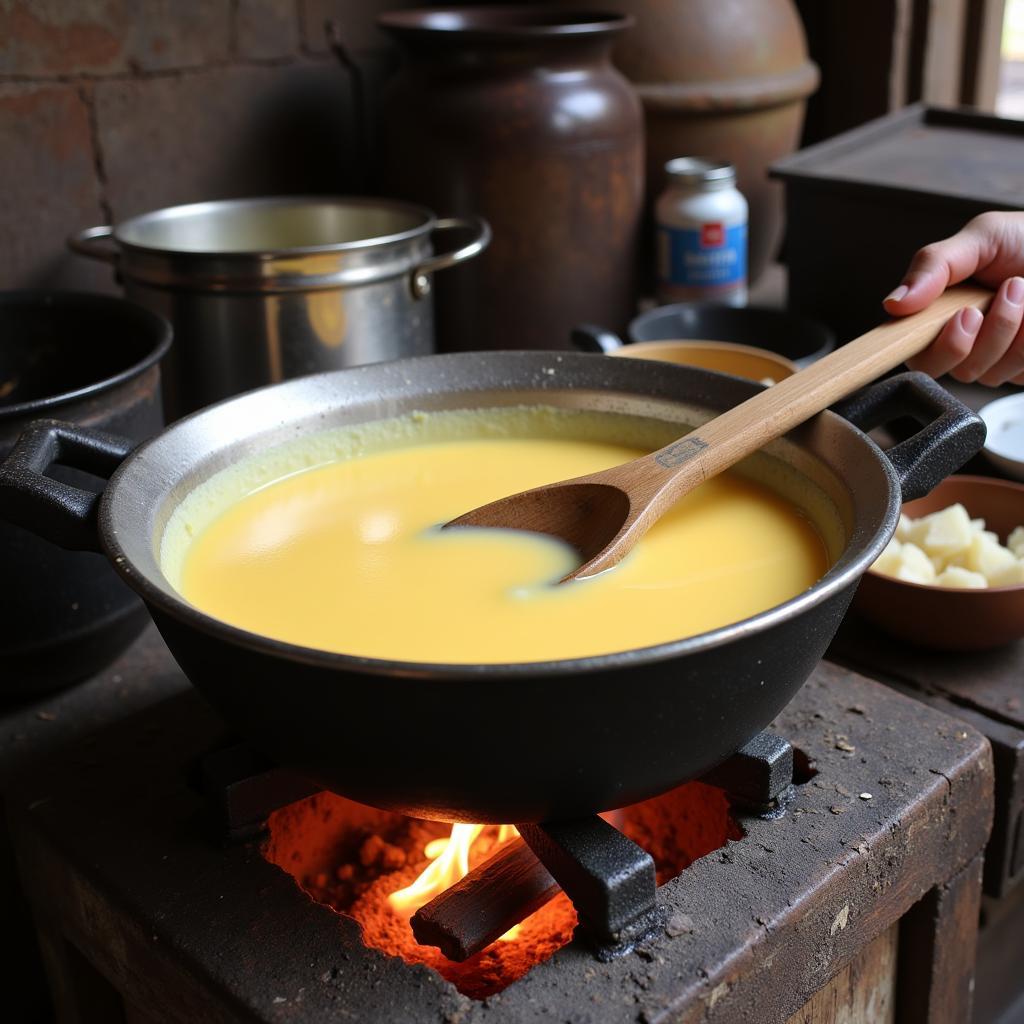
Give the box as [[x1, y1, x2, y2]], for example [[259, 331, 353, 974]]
[[411, 838, 560, 962]]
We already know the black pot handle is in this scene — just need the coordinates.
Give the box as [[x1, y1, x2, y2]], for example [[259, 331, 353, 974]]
[[0, 420, 135, 552], [571, 324, 627, 354], [831, 372, 986, 502]]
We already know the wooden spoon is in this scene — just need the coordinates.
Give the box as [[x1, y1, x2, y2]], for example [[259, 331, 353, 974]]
[[447, 285, 992, 582]]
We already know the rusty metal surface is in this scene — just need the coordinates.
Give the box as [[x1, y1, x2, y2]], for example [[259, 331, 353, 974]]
[[830, 614, 1024, 901], [7, 649, 992, 1023]]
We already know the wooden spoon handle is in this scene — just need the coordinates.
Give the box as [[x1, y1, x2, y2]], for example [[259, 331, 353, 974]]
[[649, 285, 993, 507]]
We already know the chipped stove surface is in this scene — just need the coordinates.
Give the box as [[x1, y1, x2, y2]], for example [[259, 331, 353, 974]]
[[6, 642, 993, 1024]]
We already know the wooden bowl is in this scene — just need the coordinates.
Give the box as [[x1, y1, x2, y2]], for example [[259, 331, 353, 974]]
[[609, 339, 797, 383], [855, 475, 1024, 650]]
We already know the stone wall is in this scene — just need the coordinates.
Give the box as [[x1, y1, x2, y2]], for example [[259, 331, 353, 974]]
[[0, 0, 408, 293]]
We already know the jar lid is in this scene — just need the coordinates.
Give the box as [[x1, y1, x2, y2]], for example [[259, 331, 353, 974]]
[[664, 158, 735, 188]]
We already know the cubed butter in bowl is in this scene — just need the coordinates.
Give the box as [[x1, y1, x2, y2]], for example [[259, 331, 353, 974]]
[[855, 476, 1024, 650]]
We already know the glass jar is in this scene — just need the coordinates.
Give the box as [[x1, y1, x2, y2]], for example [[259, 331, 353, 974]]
[[656, 158, 748, 306]]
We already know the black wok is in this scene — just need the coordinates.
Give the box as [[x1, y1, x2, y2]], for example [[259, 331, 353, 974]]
[[0, 353, 984, 822]]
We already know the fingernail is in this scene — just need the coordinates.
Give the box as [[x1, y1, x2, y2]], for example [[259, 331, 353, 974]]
[[885, 285, 909, 304], [1007, 277, 1024, 305], [960, 307, 984, 334]]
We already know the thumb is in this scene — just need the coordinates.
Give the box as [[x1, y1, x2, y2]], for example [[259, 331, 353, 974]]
[[882, 230, 989, 317]]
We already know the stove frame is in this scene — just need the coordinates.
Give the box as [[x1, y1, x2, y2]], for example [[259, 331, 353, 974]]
[[196, 730, 793, 963], [9, 658, 993, 1023]]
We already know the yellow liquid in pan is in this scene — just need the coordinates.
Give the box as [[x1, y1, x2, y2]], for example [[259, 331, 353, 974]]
[[174, 418, 829, 663]]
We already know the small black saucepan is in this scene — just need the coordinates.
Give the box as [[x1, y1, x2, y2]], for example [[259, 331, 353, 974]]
[[628, 303, 835, 367], [0, 292, 171, 696], [0, 354, 981, 819]]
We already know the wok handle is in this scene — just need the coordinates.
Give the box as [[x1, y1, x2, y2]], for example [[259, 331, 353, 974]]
[[0, 420, 135, 552], [831, 372, 986, 502]]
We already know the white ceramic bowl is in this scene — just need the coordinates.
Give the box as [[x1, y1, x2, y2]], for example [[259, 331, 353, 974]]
[[978, 393, 1024, 481]]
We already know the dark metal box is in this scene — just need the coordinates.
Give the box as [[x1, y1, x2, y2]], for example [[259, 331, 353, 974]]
[[771, 104, 1024, 340]]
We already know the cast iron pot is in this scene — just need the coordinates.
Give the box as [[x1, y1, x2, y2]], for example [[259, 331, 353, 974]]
[[0, 291, 171, 697], [0, 353, 982, 820]]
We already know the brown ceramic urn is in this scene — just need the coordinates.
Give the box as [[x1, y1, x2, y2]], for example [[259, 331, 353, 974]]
[[377, 7, 644, 353]]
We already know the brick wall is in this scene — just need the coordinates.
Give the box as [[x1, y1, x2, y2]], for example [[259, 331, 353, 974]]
[[0, 0, 411, 294]]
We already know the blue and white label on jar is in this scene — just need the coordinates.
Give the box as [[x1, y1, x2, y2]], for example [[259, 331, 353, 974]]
[[657, 221, 747, 290]]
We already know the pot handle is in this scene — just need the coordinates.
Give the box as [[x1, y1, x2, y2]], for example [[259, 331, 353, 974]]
[[831, 372, 986, 502], [571, 324, 627, 354], [67, 225, 119, 264], [410, 216, 492, 299], [0, 420, 134, 552]]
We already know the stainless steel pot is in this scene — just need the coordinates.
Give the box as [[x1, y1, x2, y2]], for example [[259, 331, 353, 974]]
[[0, 354, 983, 822], [69, 197, 490, 417]]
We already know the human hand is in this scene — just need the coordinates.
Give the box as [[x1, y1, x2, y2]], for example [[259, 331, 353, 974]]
[[882, 211, 1024, 385]]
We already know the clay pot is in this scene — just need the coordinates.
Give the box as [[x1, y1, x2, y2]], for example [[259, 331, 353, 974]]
[[377, 7, 644, 352], [855, 476, 1024, 651], [561, 0, 818, 285]]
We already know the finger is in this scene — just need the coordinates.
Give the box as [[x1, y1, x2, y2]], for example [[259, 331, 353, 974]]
[[906, 306, 983, 377], [978, 281, 1024, 384], [951, 277, 1024, 382], [883, 225, 995, 317], [979, 327, 1024, 386]]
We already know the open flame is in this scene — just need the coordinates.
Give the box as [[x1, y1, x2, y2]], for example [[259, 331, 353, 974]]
[[263, 783, 739, 999], [388, 823, 522, 941]]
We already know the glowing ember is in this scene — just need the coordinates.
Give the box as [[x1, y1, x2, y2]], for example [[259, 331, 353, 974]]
[[262, 782, 740, 999], [388, 823, 523, 941]]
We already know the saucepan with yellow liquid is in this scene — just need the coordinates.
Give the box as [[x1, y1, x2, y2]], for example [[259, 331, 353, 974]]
[[0, 353, 983, 822]]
